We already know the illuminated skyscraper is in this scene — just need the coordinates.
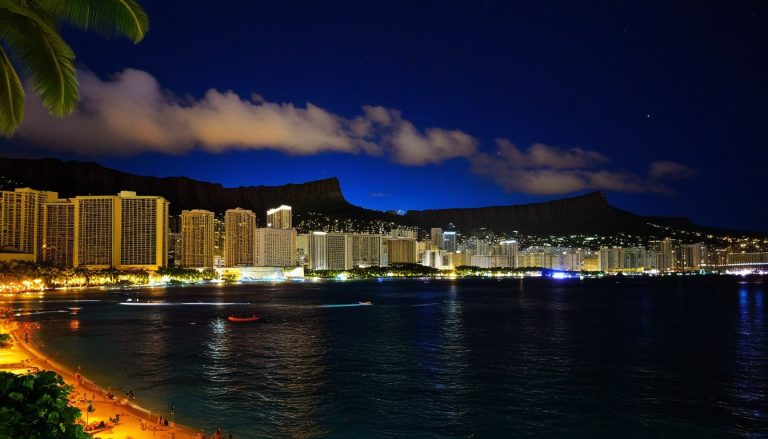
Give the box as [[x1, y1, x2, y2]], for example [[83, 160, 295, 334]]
[[303, 232, 384, 270], [266, 205, 292, 229], [350, 234, 386, 268], [255, 227, 297, 266], [119, 192, 169, 269], [73, 195, 116, 268], [42, 199, 74, 267], [0, 188, 59, 261], [180, 209, 215, 268], [326, 233, 353, 269], [72, 191, 168, 269], [500, 240, 519, 268], [430, 228, 443, 249], [306, 232, 329, 270], [442, 231, 457, 252], [225, 208, 256, 266], [649, 238, 679, 271], [679, 243, 707, 270], [305, 232, 352, 270], [386, 238, 418, 264]]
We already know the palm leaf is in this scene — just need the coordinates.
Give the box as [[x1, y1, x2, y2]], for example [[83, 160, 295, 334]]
[[0, 7, 78, 116], [0, 45, 25, 135], [33, 0, 149, 43]]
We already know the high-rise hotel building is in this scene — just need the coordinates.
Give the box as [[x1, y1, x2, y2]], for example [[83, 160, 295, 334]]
[[305, 232, 352, 270], [72, 191, 169, 270], [180, 209, 215, 268], [386, 238, 418, 264], [74, 196, 115, 267], [302, 232, 387, 270], [499, 240, 519, 268], [43, 200, 75, 266], [0, 188, 59, 261], [266, 205, 292, 229], [225, 208, 256, 266], [351, 234, 385, 268], [72, 191, 169, 269], [254, 227, 296, 267], [2, 189, 167, 269], [430, 228, 443, 249], [442, 231, 458, 252], [119, 192, 169, 269]]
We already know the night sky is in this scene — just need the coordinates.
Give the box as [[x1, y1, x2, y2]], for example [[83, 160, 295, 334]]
[[2, 1, 766, 231]]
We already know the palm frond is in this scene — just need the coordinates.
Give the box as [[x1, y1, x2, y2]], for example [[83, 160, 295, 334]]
[[0, 45, 25, 135], [33, 0, 150, 43], [0, 7, 78, 116]]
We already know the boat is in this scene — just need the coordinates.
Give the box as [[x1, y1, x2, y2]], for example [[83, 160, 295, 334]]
[[358, 301, 373, 305], [227, 315, 260, 323]]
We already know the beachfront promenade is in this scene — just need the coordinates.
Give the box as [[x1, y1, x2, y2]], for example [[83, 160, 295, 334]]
[[1, 322, 196, 439]]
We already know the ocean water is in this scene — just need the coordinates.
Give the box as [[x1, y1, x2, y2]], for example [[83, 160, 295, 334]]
[[5, 276, 767, 438]]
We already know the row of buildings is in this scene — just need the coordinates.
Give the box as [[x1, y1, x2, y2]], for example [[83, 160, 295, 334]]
[[0, 188, 299, 271], [1, 187, 765, 273], [1, 188, 169, 269]]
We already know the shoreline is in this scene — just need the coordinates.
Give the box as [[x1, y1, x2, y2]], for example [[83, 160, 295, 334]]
[[5, 269, 764, 297], [3, 322, 198, 438]]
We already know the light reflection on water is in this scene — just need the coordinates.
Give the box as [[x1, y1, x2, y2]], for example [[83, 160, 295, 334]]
[[3, 277, 767, 437], [734, 285, 766, 424]]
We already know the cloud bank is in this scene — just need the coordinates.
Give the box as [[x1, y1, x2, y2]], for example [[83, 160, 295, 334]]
[[15, 68, 693, 195], [17, 69, 477, 165], [470, 140, 693, 195]]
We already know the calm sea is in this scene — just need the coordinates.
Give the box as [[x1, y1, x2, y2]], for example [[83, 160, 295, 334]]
[[5, 276, 767, 438]]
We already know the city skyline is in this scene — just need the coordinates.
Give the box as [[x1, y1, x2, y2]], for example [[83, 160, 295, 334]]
[[2, 184, 765, 279], [1, 3, 765, 438], [0, 1, 766, 232]]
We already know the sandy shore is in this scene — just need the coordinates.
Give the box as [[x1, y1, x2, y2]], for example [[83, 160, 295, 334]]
[[1, 321, 199, 439]]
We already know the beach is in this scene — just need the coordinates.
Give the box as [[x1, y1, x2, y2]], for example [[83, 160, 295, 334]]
[[1, 320, 197, 439]]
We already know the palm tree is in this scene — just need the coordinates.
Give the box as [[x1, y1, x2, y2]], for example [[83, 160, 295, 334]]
[[0, 0, 148, 135]]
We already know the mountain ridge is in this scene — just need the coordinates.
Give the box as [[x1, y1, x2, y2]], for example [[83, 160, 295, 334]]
[[0, 156, 753, 236]]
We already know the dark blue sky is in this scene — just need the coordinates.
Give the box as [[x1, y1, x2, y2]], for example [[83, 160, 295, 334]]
[[3, 1, 767, 231]]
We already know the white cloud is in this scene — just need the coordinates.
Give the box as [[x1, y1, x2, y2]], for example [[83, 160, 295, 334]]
[[470, 140, 691, 195], [15, 68, 693, 195], [17, 68, 476, 164]]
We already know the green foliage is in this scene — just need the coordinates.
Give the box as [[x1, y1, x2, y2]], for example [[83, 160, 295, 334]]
[[158, 267, 219, 283], [1, 262, 222, 290], [0, 371, 88, 439], [0, 4, 78, 117], [0, 46, 23, 134], [34, 0, 150, 43], [307, 263, 444, 279], [222, 272, 240, 283], [0, 333, 11, 347], [0, 0, 149, 135]]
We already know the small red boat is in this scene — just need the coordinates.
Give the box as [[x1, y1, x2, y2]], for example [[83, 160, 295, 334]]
[[227, 315, 260, 323]]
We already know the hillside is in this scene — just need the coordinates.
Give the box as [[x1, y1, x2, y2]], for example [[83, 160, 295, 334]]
[[0, 156, 740, 236]]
